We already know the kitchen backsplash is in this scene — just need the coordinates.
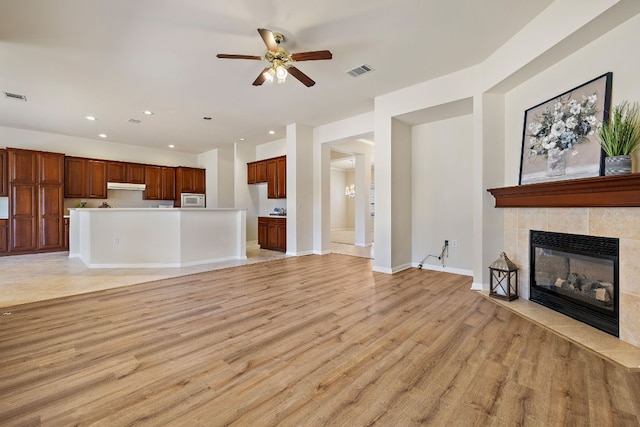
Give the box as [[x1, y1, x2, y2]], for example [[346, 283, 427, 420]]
[[0, 197, 8, 219], [64, 189, 173, 214]]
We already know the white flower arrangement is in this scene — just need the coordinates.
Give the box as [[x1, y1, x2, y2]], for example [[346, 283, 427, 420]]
[[527, 93, 601, 157]]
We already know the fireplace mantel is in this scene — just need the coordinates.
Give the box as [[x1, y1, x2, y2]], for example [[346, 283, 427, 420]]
[[487, 174, 640, 208]]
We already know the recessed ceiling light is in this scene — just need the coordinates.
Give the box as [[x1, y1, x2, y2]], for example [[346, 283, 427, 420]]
[[85, 116, 97, 121], [98, 133, 107, 138], [128, 118, 141, 124], [239, 138, 245, 141], [142, 110, 153, 115], [168, 144, 175, 148], [268, 130, 275, 135], [203, 117, 212, 120]]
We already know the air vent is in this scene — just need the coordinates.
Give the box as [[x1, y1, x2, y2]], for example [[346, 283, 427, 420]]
[[128, 118, 141, 124], [3, 91, 27, 101], [347, 64, 374, 78]]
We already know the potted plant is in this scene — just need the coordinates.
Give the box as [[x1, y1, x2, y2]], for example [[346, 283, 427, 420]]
[[597, 101, 640, 175]]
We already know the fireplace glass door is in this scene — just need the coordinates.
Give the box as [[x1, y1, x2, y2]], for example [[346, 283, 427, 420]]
[[530, 230, 619, 336]]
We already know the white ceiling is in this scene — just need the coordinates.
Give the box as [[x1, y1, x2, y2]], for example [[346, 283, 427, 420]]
[[0, 0, 553, 154]]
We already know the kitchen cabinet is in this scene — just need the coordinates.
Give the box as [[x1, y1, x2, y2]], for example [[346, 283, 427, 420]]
[[247, 162, 257, 184], [144, 166, 175, 200], [174, 167, 205, 206], [63, 217, 69, 250], [107, 161, 146, 184], [247, 160, 267, 184], [0, 219, 6, 253], [0, 149, 7, 197], [64, 157, 107, 199], [267, 156, 286, 199], [176, 167, 206, 194], [258, 216, 286, 252], [8, 148, 64, 253]]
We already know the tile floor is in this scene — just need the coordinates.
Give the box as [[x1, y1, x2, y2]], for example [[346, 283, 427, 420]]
[[478, 291, 640, 372]]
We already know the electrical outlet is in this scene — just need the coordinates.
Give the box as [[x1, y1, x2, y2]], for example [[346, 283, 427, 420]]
[[451, 240, 458, 248], [444, 240, 449, 246], [114, 237, 119, 245]]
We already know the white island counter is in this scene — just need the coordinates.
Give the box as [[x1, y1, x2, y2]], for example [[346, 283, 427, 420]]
[[69, 208, 246, 268]]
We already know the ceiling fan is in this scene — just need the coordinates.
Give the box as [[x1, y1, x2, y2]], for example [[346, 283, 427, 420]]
[[216, 28, 332, 87]]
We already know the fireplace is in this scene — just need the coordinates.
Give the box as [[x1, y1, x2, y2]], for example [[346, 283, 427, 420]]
[[529, 230, 619, 337]]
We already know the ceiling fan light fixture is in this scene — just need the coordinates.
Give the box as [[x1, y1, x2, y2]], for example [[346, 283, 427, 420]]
[[263, 68, 275, 83], [275, 65, 288, 83]]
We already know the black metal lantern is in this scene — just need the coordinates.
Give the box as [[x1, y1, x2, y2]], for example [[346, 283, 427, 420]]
[[489, 252, 519, 301]]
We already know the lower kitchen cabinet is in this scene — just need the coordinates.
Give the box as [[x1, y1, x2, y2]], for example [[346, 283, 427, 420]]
[[0, 219, 7, 253], [257, 216, 286, 252]]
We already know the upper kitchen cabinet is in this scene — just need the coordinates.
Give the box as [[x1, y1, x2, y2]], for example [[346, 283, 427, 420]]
[[64, 157, 107, 199], [0, 149, 7, 197], [107, 161, 145, 184], [247, 162, 257, 184], [267, 156, 286, 199], [247, 160, 267, 184], [176, 167, 205, 194], [144, 166, 175, 200]]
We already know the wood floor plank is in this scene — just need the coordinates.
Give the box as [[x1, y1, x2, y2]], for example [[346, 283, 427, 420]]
[[1, 253, 639, 426]]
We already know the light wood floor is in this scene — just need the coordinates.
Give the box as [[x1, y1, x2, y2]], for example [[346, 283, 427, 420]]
[[1, 254, 640, 426]]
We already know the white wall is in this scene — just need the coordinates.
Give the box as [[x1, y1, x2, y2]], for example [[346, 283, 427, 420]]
[[0, 126, 197, 166], [330, 168, 349, 229], [505, 12, 640, 183], [411, 114, 474, 273], [254, 138, 287, 216]]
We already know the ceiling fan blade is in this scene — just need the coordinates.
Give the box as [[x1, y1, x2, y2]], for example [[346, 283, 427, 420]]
[[217, 54, 263, 60], [252, 67, 271, 86], [258, 28, 278, 52], [287, 66, 316, 87], [291, 50, 333, 61]]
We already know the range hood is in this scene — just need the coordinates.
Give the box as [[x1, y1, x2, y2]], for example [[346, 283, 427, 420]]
[[107, 182, 146, 191]]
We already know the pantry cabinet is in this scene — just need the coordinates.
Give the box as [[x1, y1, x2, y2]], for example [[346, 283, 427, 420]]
[[8, 148, 64, 253], [0, 149, 7, 197]]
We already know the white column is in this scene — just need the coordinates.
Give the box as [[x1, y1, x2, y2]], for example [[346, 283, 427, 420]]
[[354, 154, 372, 246], [286, 123, 314, 255]]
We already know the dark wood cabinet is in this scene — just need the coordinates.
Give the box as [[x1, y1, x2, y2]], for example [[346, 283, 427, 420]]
[[86, 160, 107, 198], [64, 157, 107, 199], [63, 217, 69, 250], [0, 149, 7, 197], [107, 161, 146, 184], [258, 216, 286, 252], [266, 156, 286, 199], [176, 167, 206, 193], [256, 160, 267, 183], [144, 166, 175, 200], [64, 157, 86, 198], [174, 167, 205, 206], [0, 219, 7, 253], [248, 160, 268, 184], [8, 149, 64, 254], [247, 162, 257, 184]]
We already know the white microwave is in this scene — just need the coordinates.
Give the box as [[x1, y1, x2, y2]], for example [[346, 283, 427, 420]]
[[181, 193, 206, 208]]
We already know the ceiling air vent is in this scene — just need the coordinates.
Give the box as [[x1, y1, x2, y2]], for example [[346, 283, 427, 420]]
[[128, 118, 141, 124], [3, 91, 27, 101], [347, 64, 374, 78]]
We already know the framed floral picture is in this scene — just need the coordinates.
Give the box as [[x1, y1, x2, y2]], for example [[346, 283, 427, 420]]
[[518, 72, 612, 185]]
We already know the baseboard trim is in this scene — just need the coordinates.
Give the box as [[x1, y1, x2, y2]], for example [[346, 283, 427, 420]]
[[413, 263, 473, 277]]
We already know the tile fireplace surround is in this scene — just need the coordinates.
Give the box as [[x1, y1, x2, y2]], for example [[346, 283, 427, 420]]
[[502, 206, 640, 348]]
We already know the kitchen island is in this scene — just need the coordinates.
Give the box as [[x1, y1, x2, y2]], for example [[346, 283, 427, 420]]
[[69, 208, 246, 268]]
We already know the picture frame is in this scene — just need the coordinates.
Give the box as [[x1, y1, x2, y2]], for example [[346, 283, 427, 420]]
[[518, 72, 612, 185]]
